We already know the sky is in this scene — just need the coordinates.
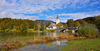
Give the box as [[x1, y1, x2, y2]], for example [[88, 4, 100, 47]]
[[0, 0, 100, 22]]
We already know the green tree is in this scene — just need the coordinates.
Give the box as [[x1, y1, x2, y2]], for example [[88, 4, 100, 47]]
[[67, 19, 74, 27], [95, 16, 100, 26], [63, 23, 68, 28], [46, 22, 51, 27], [40, 21, 45, 31], [0, 22, 5, 30], [77, 19, 88, 26], [74, 21, 81, 27]]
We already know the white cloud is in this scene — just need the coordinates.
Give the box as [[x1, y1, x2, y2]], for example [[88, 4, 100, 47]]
[[39, 14, 44, 16], [0, 0, 92, 14], [0, 11, 39, 20], [59, 11, 100, 21], [46, 16, 55, 19], [0, 0, 100, 22], [90, 1, 100, 6], [46, 16, 56, 22], [59, 13, 90, 19], [25, 16, 39, 20], [0, 0, 14, 6]]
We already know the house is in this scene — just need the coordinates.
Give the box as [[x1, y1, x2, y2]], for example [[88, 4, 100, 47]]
[[46, 23, 57, 30]]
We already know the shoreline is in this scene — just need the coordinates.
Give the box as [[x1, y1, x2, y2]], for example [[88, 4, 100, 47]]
[[0, 34, 100, 51]]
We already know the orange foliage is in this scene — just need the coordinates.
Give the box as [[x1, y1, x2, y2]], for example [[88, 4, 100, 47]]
[[59, 34, 75, 39], [20, 24, 23, 28]]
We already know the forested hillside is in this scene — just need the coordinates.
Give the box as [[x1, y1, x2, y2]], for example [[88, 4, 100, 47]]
[[0, 18, 40, 32], [63, 15, 100, 28]]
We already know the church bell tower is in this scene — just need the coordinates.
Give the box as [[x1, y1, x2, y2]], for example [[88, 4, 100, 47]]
[[56, 15, 59, 24]]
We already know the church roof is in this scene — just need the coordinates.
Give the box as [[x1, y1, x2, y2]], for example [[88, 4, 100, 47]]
[[56, 15, 59, 19], [47, 23, 56, 28]]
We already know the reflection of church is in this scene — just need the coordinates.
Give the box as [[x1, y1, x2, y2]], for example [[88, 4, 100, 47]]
[[46, 15, 60, 30]]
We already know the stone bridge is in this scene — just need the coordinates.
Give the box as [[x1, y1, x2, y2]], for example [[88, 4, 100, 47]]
[[56, 27, 79, 33]]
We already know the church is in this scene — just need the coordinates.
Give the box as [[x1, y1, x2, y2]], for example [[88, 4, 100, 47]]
[[46, 15, 60, 30]]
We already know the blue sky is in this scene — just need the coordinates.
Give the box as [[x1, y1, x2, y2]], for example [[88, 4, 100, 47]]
[[0, 0, 100, 22]]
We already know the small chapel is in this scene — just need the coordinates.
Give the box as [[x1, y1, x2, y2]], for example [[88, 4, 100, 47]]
[[46, 15, 60, 30]]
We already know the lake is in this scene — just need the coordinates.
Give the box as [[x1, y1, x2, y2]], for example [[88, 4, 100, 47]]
[[0, 31, 68, 51]]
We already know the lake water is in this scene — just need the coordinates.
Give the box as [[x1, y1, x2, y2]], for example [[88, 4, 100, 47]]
[[0, 31, 68, 51]]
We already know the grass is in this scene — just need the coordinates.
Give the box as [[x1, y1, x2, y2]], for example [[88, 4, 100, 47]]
[[62, 38, 100, 51], [45, 29, 56, 32]]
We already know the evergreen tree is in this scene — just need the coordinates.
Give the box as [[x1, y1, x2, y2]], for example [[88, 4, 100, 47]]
[[46, 22, 51, 27], [0, 22, 5, 30], [40, 21, 45, 31]]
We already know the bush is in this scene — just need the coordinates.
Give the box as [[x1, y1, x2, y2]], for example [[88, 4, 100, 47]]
[[78, 25, 99, 38], [0, 30, 4, 33], [27, 29, 34, 32], [5, 29, 10, 32]]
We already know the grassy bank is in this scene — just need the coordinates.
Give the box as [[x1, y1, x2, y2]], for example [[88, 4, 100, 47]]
[[0, 36, 57, 51], [62, 38, 100, 51]]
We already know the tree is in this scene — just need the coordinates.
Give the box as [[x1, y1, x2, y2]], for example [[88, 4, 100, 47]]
[[20, 24, 27, 32], [57, 23, 62, 28], [34, 24, 40, 31], [46, 22, 51, 27], [40, 21, 45, 31], [63, 23, 68, 28], [67, 19, 74, 27], [0, 22, 5, 30], [0, 18, 40, 32], [74, 21, 81, 27], [95, 16, 100, 26], [76, 19, 88, 26]]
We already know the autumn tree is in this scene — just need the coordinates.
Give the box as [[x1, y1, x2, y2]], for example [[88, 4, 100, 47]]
[[76, 19, 88, 26], [0, 18, 40, 32], [63, 23, 68, 28], [57, 23, 62, 28], [74, 21, 81, 27], [20, 24, 27, 32]]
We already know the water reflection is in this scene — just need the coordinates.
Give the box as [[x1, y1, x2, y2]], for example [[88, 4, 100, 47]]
[[12, 40, 67, 51], [56, 40, 60, 45], [0, 31, 68, 51], [0, 32, 63, 44]]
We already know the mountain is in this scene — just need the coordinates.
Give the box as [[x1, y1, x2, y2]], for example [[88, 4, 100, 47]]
[[35, 20, 54, 26]]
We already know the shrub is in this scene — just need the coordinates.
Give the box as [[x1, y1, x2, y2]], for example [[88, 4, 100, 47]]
[[0, 30, 4, 33], [0, 40, 26, 51], [5, 29, 10, 32], [78, 25, 99, 38], [27, 29, 34, 32]]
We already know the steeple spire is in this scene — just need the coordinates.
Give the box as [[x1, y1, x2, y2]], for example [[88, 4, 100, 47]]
[[56, 15, 59, 24], [57, 15, 59, 19]]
